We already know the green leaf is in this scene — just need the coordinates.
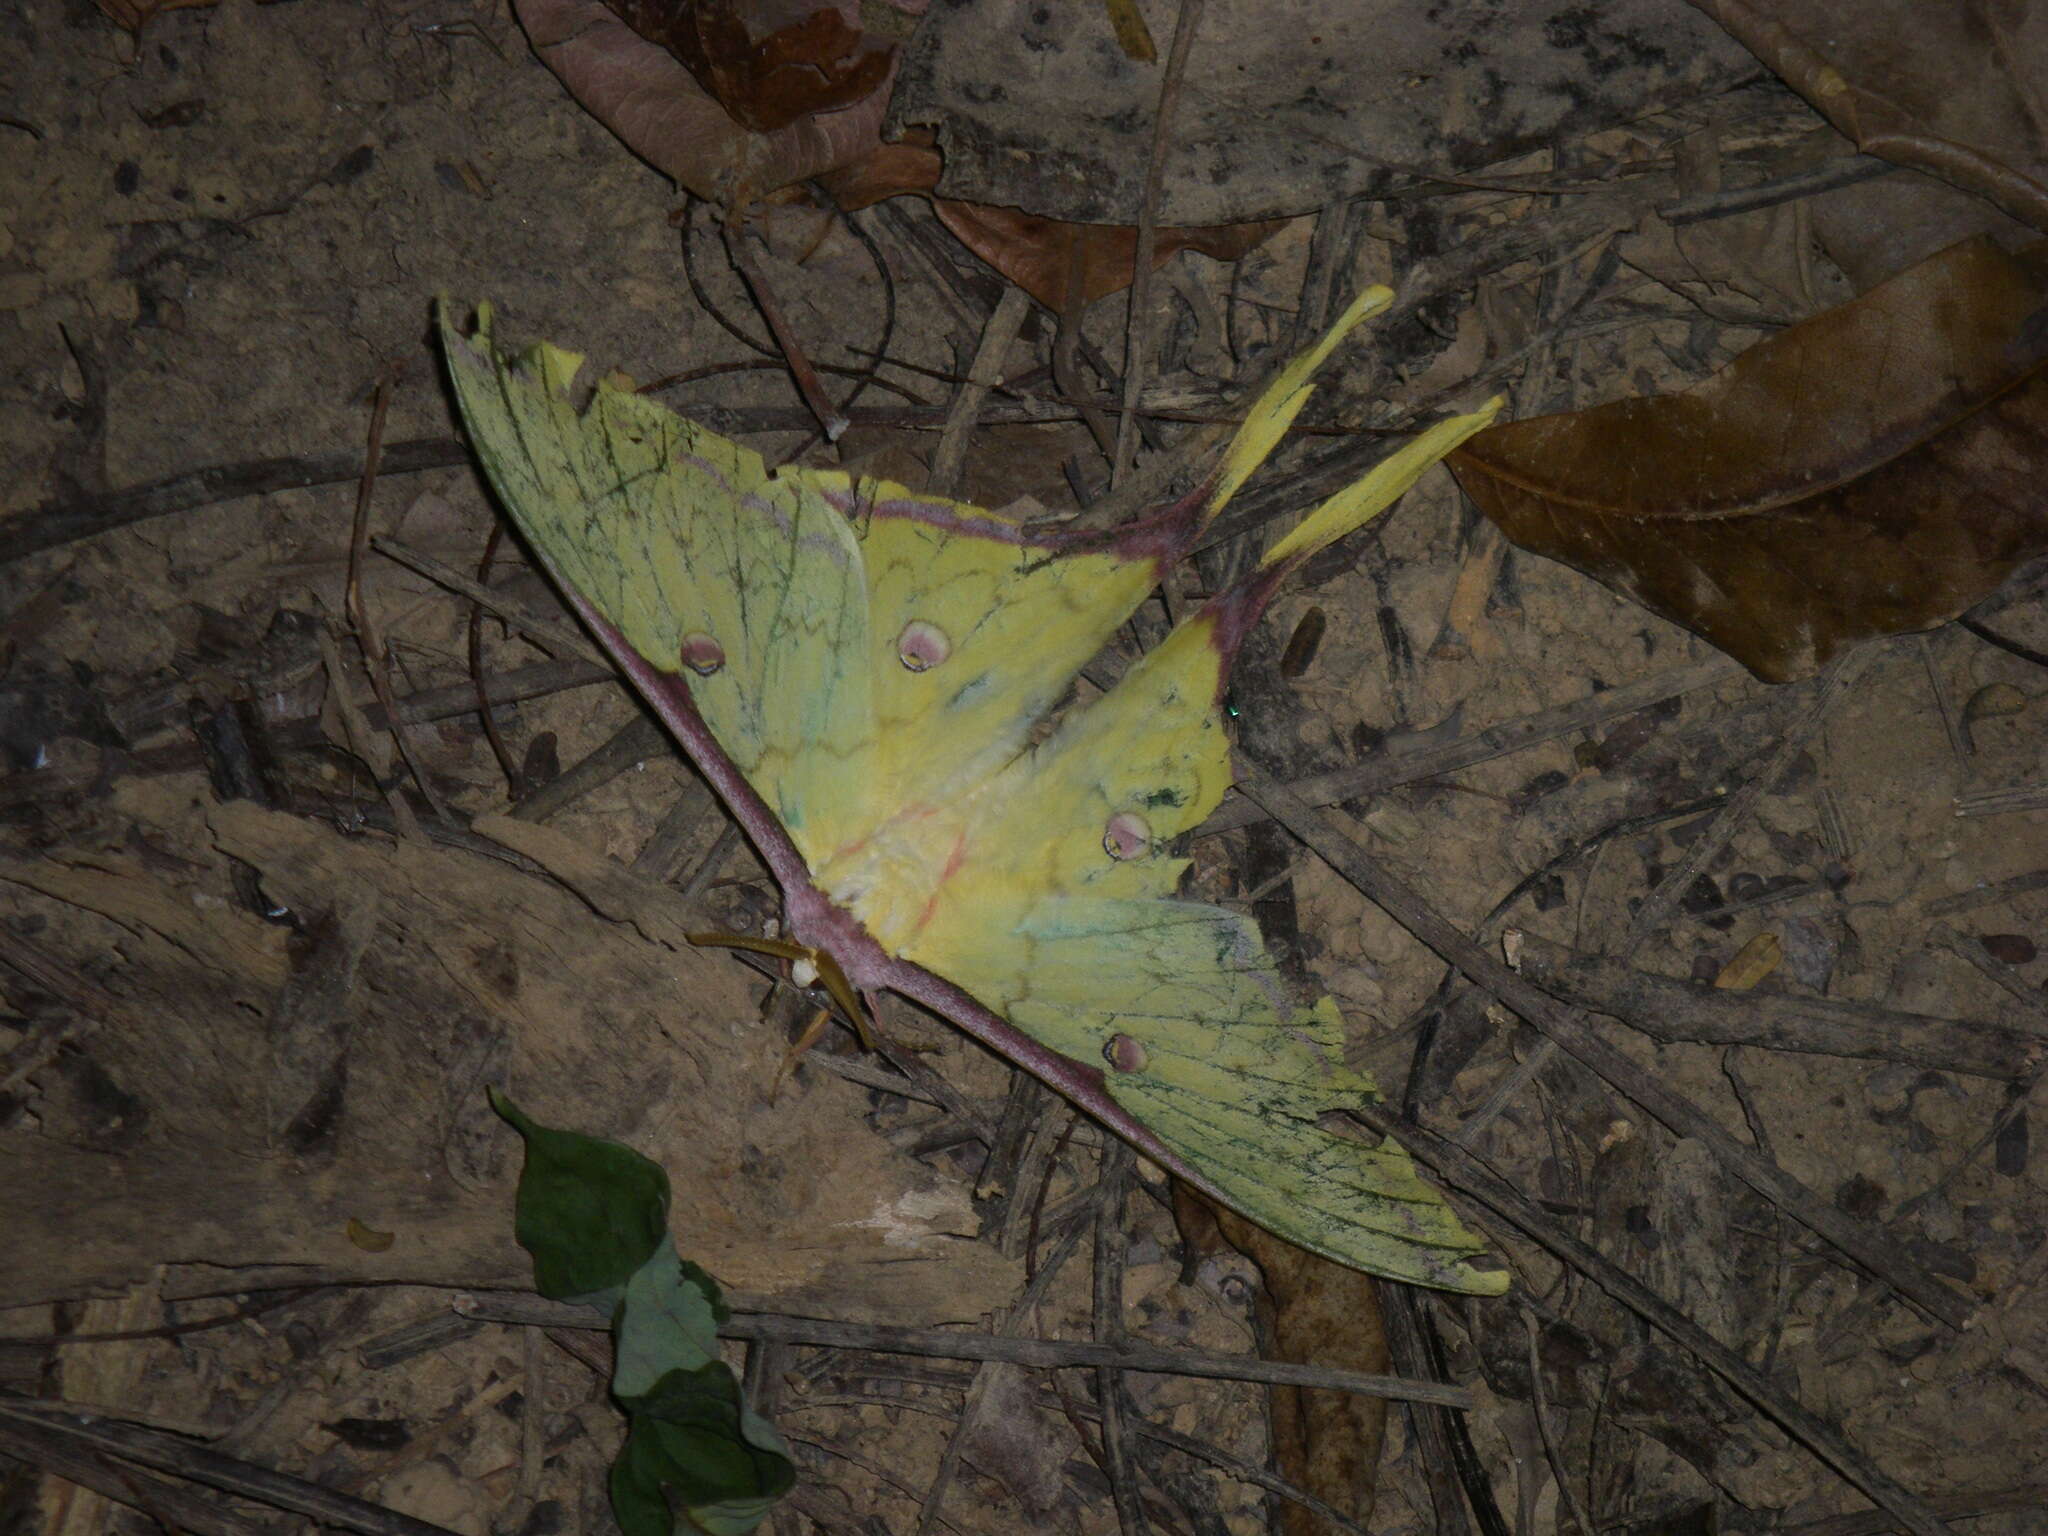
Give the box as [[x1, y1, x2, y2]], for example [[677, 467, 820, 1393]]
[[611, 1364, 795, 1536], [614, 1250, 728, 1397], [492, 1090, 670, 1301]]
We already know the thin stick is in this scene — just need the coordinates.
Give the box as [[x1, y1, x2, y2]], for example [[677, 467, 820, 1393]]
[[724, 207, 849, 442], [507, 715, 668, 825], [1626, 649, 1870, 948], [372, 536, 608, 669], [1199, 655, 1742, 836], [344, 369, 446, 828], [930, 286, 1031, 497], [0, 437, 472, 565], [1112, 0, 1206, 487], [1505, 930, 2042, 1079], [912, 1221, 1087, 1536], [1353, 1109, 1953, 1536], [0, 1395, 463, 1536], [1234, 764, 1975, 1331], [451, 1294, 1475, 1407], [1092, 1142, 1147, 1536], [1462, 648, 1868, 1138]]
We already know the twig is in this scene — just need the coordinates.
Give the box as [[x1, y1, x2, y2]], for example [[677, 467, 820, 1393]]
[[1917, 632, 1971, 765], [0, 1394, 464, 1536], [344, 369, 446, 828], [1504, 930, 2042, 1079], [1928, 924, 2048, 1032], [1625, 649, 1871, 948], [316, 623, 423, 842], [1953, 782, 2048, 818], [468, 525, 527, 798], [1349, 1111, 1955, 1536], [1234, 764, 1975, 1330], [723, 206, 849, 442], [1521, 1307, 1594, 1536], [1783, 1482, 2048, 1536], [1925, 867, 2048, 918], [1092, 1141, 1147, 1536], [912, 1221, 1088, 1536], [450, 1294, 1475, 1406], [1199, 655, 1742, 836], [371, 535, 609, 669], [1112, 0, 1205, 487], [0, 437, 471, 565], [1657, 152, 1895, 225], [1462, 649, 1869, 1139], [929, 286, 1032, 497], [0, 1417, 271, 1536], [507, 715, 668, 824]]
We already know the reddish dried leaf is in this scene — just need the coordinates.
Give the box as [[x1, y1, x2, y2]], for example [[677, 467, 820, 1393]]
[[929, 202, 1281, 310], [1450, 237, 2048, 682], [609, 0, 894, 134], [1691, 0, 2048, 234], [514, 0, 893, 203]]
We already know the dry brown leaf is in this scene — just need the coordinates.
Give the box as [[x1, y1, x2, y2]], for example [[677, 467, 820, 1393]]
[[608, 0, 895, 134], [514, 0, 896, 204], [1450, 236, 2048, 682], [1691, 0, 2048, 234]]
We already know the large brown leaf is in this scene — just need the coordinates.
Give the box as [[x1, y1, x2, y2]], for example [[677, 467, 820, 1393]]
[[1450, 236, 2048, 682]]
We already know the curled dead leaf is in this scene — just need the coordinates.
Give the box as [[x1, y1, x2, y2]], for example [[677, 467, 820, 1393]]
[[1451, 236, 2048, 682], [513, 0, 896, 204]]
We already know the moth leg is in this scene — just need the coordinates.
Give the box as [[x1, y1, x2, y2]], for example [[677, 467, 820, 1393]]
[[770, 1005, 836, 1102]]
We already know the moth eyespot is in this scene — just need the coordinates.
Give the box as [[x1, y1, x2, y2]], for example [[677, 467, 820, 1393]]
[[897, 620, 950, 672], [680, 632, 725, 676], [1104, 1034, 1147, 1073], [1102, 812, 1152, 861]]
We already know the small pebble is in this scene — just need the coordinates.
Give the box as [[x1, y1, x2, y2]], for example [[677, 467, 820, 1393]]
[[1981, 933, 2037, 966]]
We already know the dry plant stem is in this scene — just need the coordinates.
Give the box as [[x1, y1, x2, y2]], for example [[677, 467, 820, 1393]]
[[929, 285, 1031, 498], [1200, 654, 1742, 836], [631, 776, 720, 883], [1505, 931, 2043, 1079], [1916, 632, 1971, 765], [723, 206, 849, 442], [1057, 234, 1120, 464], [1953, 781, 2048, 816], [1349, 1111, 1954, 1536], [0, 436, 472, 565], [1092, 1142, 1147, 1536], [345, 370, 448, 828], [451, 1295, 1474, 1407], [912, 1221, 1088, 1536], [507, 714, 668, 823], [1925, 866, 2048, 917], [1627, 649, 1871, 948], [1787, 1484, 2048, 1536], [0, 1394, 463, 1536], [1112, 0, 1205, 487], [372, 535, 609, 669], [316, 623, 425, 843], [1235, 766, 1975, 1331], [1929, 925, 2048, 1031], [1521, 1308, 1594, 1536], [0, 1418, 272, 1536], [1461, 648, 1871, 1141], [468, 524, 527, 799]]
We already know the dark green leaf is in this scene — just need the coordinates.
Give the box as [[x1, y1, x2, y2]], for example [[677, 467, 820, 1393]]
[[492, 1090, 670, 1301], [612, 1364, 795, 1535]]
